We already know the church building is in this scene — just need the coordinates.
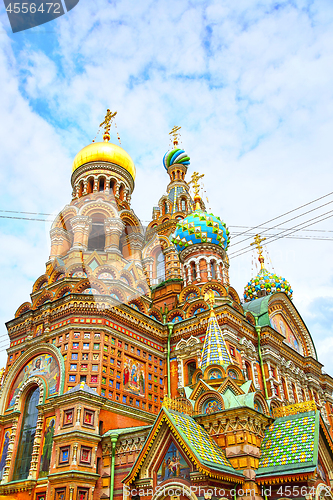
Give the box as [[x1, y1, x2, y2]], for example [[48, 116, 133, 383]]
[[0, 112, 332, 500]]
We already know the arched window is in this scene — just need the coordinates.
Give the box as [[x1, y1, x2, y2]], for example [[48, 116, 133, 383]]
[[164, 202, 168, 214], [98, 177, 105, 192], [292, 383, 298, 403], [78, 181, 84, 197], [87, 178, 94, 194], [187, 361, 196, 385], [191, 262, 196, 281], [210, 261, 216, 279], [156, 252, 165, 283], [181, 199, 186, 211], [109, 180, 115, 195], [119, 185, 125, 201], [88, 217, 105, 251], [14, 386, 40, 480], [281, 377, 288, 400], [245, 362, 252, 381]]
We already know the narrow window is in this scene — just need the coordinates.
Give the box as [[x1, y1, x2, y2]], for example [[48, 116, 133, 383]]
[[99, 178, 105, 192], [210, 261, 216, 279], [87, 178, 94, 194], [14, 387, 40, 480], [88, 218, 105, 251], [187, 361, 196, 385], [156, 252, 165, 283], [191, 262, 196, 281]]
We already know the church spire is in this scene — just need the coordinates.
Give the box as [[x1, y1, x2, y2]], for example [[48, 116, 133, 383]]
[[199, 291, 232, 372]]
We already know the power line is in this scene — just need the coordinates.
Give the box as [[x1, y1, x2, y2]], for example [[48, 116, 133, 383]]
[[230, 211, 333, 260], [229, 232, 333, 241], [229, 199, 333, 249], [230, 190, 333, 241]]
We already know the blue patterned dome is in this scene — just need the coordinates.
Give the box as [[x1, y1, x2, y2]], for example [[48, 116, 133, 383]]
[[244, 268, 293, 302], [163, 148, 190, 170], [171, 209, 229, 252]]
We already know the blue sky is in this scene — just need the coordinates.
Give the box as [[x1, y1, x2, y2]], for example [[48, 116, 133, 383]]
[[0, 0, 332, 370]]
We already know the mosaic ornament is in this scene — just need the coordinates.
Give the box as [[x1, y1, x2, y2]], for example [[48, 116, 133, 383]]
[[171, 210, 230, 252], [244, 268, 293, 302]]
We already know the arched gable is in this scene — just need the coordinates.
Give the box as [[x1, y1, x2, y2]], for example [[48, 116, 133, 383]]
[[228, 286, 241, 304], [0, 345, 65, 414], [268, 293, 317, 359], [79, 200, 118, 218], [194, 390, 224, 415], [15, 302, 32, 318]]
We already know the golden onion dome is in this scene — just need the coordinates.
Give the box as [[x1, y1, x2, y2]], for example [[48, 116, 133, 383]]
[[72, 141, 136, 180]]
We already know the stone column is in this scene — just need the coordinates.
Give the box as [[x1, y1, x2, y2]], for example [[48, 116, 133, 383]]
[[195, 261, 200, 281], [2, 414, 19, 484], [142, 257, 154, 284], [49, 228, 71, 259], [72, 443, 78, 465], [127, 233, 144, 263], [104, 218, 124, 254], [206, 258, 212, 280], [76, 406, 81, 427], [216, 260, 222, 280], [71, 216, 91, 251], [266, 361, 275, 397]]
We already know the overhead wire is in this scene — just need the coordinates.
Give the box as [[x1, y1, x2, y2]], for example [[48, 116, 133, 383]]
[[230, 190, 333, 241], [229, 198, 333, 249], [229, 210, 333, 259]]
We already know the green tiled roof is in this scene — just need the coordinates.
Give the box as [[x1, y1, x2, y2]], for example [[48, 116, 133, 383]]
[[257, 411, 319, 478], [165, 408, 242, 476]]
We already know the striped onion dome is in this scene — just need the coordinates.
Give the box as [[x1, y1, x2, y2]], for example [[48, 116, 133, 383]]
[[163, 148, 190, 170]]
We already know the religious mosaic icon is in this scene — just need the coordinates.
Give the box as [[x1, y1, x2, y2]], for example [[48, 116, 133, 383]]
[[0, 429, 11, 479], [8, 354, 60, 408], [157, 442, 190, 484], [39, 417, 55, 477], [123, 356, 145, 397]]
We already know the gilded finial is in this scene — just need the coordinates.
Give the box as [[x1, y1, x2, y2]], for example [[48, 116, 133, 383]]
[[188, 171, 204, 209], [100, 109, 117, 142], [169, 126, 181, 147], [204, 290, 215, 316], [250, 234, 266, 270]]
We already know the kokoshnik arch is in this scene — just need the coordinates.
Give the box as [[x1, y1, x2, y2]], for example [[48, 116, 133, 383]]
[[0, 112, 332, 500]]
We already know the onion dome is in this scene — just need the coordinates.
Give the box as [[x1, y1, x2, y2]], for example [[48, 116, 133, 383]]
[[171, 208, 230, 252], [244, 269, 293, 302], [72, 142, 136, 181], [163, 148, 190, 170]]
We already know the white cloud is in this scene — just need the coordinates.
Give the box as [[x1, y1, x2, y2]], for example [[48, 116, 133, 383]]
[[0, 0, 332, 372]]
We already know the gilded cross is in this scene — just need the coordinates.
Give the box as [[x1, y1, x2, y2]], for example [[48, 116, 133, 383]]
[[100, 109, 117, 135], [188, 171, 205, 198], [169, 125, 181, 147], [250, 234, 266, 269]]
